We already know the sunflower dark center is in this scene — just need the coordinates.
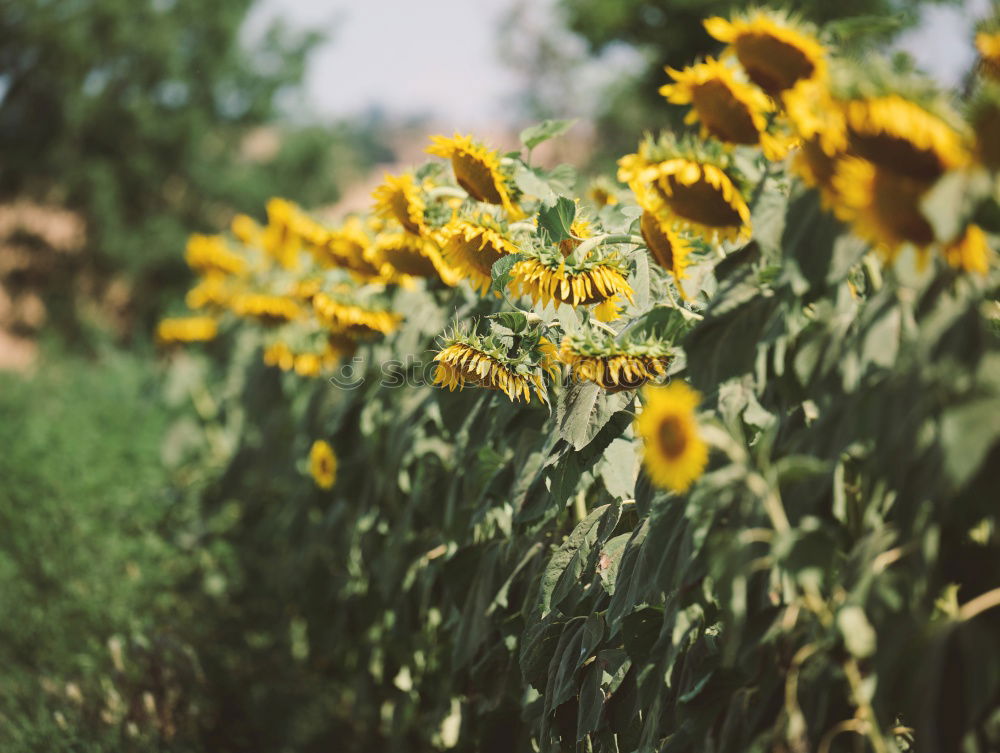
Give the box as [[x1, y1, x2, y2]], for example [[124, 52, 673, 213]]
[[692, 80, 760, 144], [872, 171, 935, 247], [657, 415, 688, 459], [737, 35, 815, 94], [452, 153, 504, 204], [658, 175, 743, 229], [640, 212, 675, 272], [848, 131, 946, 182], [390, 192, 422, 235], [383, 246, 439, 278]]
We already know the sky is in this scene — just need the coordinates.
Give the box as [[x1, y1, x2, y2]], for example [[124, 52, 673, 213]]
[[245, 0, 993, 129]]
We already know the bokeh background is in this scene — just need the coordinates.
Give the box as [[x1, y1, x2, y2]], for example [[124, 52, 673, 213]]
[[0, 0, 992, 749]]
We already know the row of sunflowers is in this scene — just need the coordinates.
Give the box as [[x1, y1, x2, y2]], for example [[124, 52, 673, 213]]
[[159, 8, 998, 497], [149, 7, 1000, 752]]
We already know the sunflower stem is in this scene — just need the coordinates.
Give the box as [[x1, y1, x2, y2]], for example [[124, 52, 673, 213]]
[[428, 186, 469, 201], [588, 319, 619, 336], [571, 233, 645, 261]]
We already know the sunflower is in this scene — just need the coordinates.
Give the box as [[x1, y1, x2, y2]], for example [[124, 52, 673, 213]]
[[660, 57, 787, 158], [375, 231, 460, 285], [704, 10, 827, 97], [263, 341, 296, 371], [186, 274, 235, 311], [372, 172, 427, 236], [977, 30, 1000, 80], [559, 332, 672, 393], [427, 134, 524, 219], [781, 78, 847, 155], [556, 218, 593, 258], [185, 234, 247, 276], [230, 293, 304, 323], [432, 333, 549, 403], [635, 381, 709, 493], [792, 136, 845, 208], [508, 247, 634, 322], [587, 177, 620, 208], [832, 158, 936, 259], [314, 217, 388, 281], [842, 95, 968, 181], [970, 84, 1000, 170], [156, 316, 218, 344], [313, 291, 401, 337], [439, 213, 521, 294], [231, 213, 263, 247], [640, 211, 693, 292], [943, 224, 992, 276], [309, 440, 337, 490], [262, 198, 305, 269]]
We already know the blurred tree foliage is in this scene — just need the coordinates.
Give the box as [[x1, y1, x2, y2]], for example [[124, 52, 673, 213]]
[[0, 0, 392, 335], [551, 0, 960, 163]]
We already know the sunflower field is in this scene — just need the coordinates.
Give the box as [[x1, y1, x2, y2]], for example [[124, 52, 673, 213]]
[[151, 8, 1000, 752]]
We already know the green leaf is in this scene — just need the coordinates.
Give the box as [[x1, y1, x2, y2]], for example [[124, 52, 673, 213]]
[[537, 196, 577, 243], [537, 504, 610, 617], [520, 118, 577, 150], [555, 382, 633, 452], [576, 661, 605, 741], [490, 253, 526, 295], [494, 311, 528, 334], [597, 533, 631, 596]]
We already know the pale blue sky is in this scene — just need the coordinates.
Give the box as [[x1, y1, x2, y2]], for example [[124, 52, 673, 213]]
[[245, 0, 992, 128]]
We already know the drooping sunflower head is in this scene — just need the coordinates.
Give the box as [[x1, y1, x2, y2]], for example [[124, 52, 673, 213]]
[[231, 213, 263, 248], [230, 293, 304, 324], [639, 211, 694, 293], [969, 81, 1000, 170], [374, 231, 461, 286], [508, 243, 634, 322], [620, 134, 751, 244], [559, 329, 673, 393], [635, 380, 709, 494], [156, 315, 219, 345], [840, 94, 969, 181], [782, 77, 847, 156], [660, 56, 783, 155], [976, 16, 1000, 81], [309, 440, 337, 490], [313, 290, 402, 338], [587, 177, 621, 208], [372, 172, 428, 236], [704, 9, 827, 96], [943, 224, 993, 276], [427, 133, 524, 219], [263, 197, 306, 270], [186, 274, 237, 311], [432, 327, 550, 404], [438, 211, 521, 295], [832, 157, 936, 261], [185, 234, 247, 277], [314, 216, 393, 282]]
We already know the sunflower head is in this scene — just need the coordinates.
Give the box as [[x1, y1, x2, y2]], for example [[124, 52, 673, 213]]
[[587, 177, 621, 208], [635, 380, 709, 493], [704, 9, 827, 96], [640, 211, 694, 293], [263, 198, 305, 270], [314, 216, 393, 282], [943, 224, 992, 276], [156, 315, 218, 345], [620, 134, 751, 244], [832, 157, 936, 260], [508, 243, 634, 322], [432, 326, 550, 403], [969, 81, 1000, 171], [309, 440, 337, 490], [372, 172, 428, 236], [313, 290, 401, 338], [375, 231, 461, 286], [186, 274, 236, 311], [438, 211, 521, 294], [427, 134, 524, 219], [559, 329, 673, 393], [976, 17, 1000, 81], [231, 213, 263, 247], [660, 56, 778, 152], [230, 293, 304, 324], [185, 234, 247, 276]]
